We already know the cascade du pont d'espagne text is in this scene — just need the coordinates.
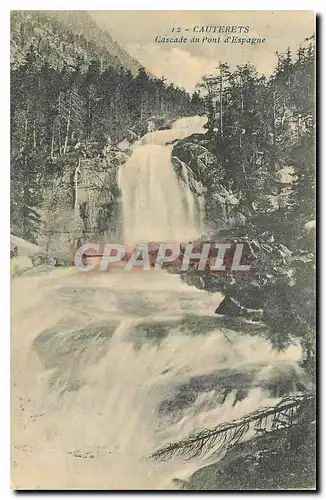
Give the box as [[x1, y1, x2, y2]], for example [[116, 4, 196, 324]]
[[155, 25, 267, 45]]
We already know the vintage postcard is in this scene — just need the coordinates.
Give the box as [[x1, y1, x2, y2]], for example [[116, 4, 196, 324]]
[[11, 10, 316, 490]]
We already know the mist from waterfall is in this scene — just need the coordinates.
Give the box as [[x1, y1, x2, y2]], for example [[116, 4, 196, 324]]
[[118, 116, 207, 244]]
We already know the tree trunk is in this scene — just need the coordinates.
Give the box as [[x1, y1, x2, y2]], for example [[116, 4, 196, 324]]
[[63, 92, 72, 154], [24, 115, 28, 145], [239, 90, 253, 211], [33, 120, 37, 151], [219, 63, 224, 140], [272, 91, 277, 148], [74, 160, 81, 217], [50, 122, 55, 160]]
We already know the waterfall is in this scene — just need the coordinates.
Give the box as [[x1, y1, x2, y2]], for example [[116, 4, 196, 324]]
[[12, 115, 308, 490], [118, 116, 207, 244]]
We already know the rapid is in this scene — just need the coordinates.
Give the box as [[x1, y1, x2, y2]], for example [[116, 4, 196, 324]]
[[11, 116, 304, 489]]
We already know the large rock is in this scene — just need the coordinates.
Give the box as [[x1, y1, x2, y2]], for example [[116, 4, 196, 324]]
[[172, 140, 218, 182], [10, 234, 40, 258], [215, 295, 263, 322], [182, 422, 316, 491]]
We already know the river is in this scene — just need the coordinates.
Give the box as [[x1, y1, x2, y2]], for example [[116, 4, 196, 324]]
[[11, 116, 303, 489]]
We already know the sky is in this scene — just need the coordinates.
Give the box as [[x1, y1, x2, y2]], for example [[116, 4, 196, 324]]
[[90, 11, 315, 92]]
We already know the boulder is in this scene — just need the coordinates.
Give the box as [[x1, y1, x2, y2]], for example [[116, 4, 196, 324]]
[[10, 234, 40, 258], [216, 295, 263, 322], [183, 422, 316, 490]]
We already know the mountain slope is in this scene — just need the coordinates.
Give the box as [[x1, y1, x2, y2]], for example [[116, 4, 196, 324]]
[[10, 10, 142, 74]]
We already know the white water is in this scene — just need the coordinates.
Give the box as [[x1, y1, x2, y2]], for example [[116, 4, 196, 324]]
[[12, 116, 307, 490], [118, 115, 207, 243]]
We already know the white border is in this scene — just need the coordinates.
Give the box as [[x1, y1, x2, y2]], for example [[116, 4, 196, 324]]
[[1, 1, 323, 498], [4, 1, 324, 10]]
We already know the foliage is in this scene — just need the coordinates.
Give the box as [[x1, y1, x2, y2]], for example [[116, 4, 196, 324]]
[[176, 37, 315, 361], [10, 11, 203, 244], [150, 392, 315, 462]]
